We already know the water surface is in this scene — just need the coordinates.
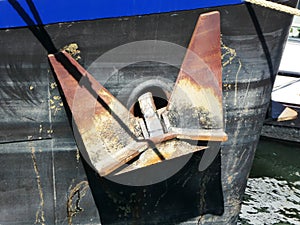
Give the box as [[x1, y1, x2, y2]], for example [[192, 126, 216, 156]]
[[238, 138, 300, 225]]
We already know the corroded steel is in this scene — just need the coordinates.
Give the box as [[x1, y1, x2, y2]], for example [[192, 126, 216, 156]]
[[48, 11, 227, 176], [48, 52, 148, 176], [166, 11, 227, 141], [138, 92, 164, 138]]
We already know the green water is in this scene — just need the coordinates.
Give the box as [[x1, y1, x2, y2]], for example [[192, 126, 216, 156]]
[[238, 138, 300, 225]]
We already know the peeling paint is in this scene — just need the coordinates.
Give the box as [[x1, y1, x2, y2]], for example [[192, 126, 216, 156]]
[[49, 95, 63, 115], [62, 43, 81, 61], [221, 41, 237, 67], [47, 129, 53, 134], [76, 148, 80, 163], [39, 124, 43, 134], [50, 82, 57, 90]]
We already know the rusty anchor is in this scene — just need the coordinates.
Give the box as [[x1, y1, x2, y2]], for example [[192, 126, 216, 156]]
[[48, 11, 227, 177]]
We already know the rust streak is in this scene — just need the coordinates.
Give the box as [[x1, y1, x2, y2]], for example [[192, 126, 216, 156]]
[[67, 181, 89, 225], [31, 147, 46, 225]]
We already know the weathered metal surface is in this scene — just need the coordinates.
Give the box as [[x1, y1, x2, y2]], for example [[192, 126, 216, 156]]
[[48, 11, 227, 177], [0, 76, 100, 224], [0, 1, 297, 224], [48, 51, 211, 176], [0, 51, 52, 143], [138, 92, 164, 138], [165, 11, 227, 142], [48, 52, 148, 176]]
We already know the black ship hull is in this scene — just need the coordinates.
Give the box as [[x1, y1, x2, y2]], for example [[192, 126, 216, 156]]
[[0, 1, 297, 224]]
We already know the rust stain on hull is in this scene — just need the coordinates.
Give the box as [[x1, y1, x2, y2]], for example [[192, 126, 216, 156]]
[[67, 181, 89, 225], [31, 147, 46, 225]]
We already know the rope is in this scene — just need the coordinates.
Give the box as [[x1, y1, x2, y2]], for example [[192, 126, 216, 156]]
[[244, 0, 300, 16]]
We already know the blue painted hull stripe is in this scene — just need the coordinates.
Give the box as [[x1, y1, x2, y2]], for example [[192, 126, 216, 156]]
[[1, 0, 244, 29]]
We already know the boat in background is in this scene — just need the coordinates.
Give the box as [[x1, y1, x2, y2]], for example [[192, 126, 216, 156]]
[[261, 74, 300, 142], [262, 10, 300, 143], [0, 0, 298, 224], [278, 11, 300, 77]]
